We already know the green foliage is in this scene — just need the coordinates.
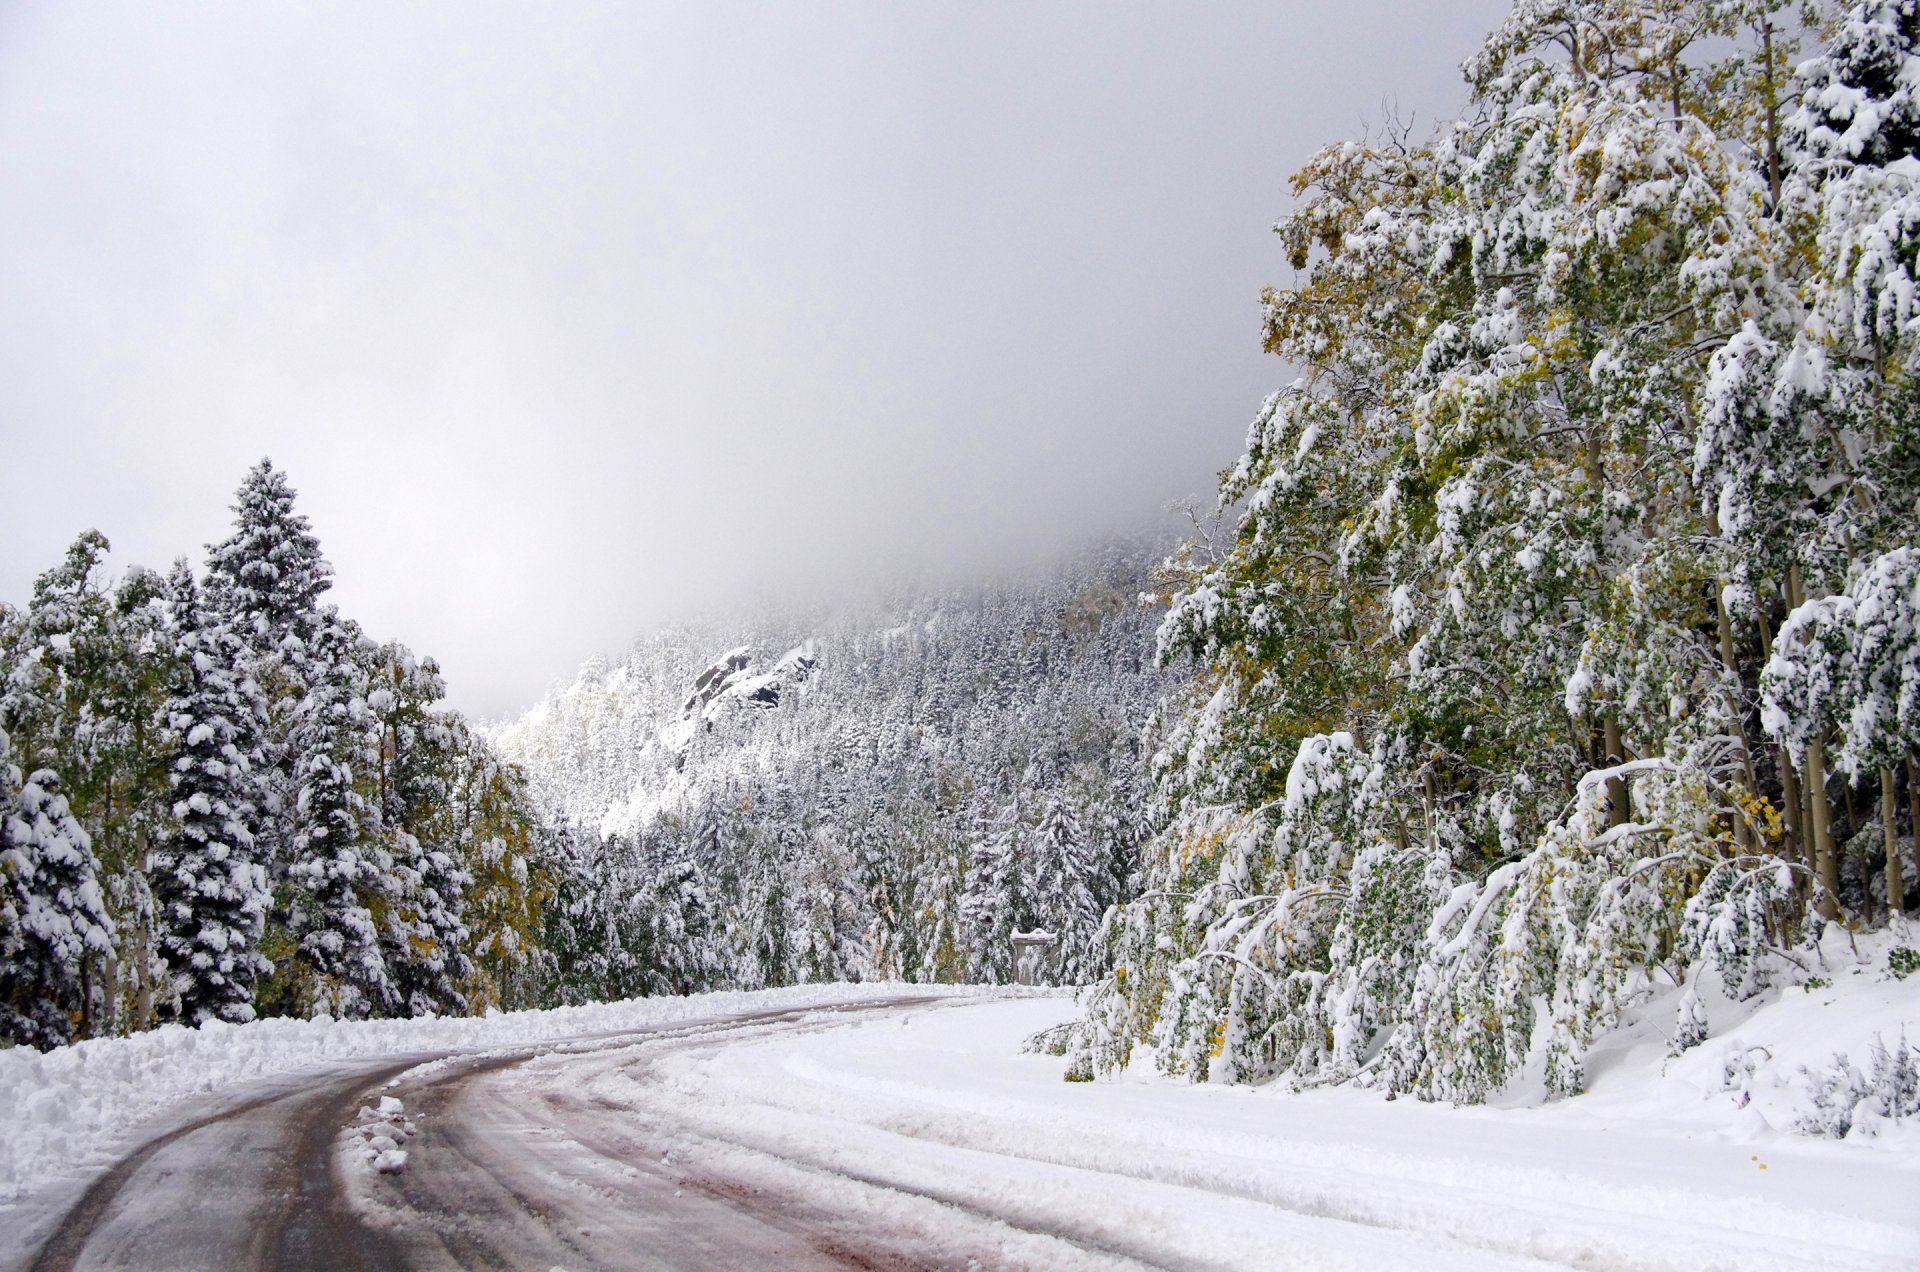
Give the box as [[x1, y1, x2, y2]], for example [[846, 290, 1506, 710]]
[[0, 465, 552, 1044], [1075, 0, 1920, 1105]]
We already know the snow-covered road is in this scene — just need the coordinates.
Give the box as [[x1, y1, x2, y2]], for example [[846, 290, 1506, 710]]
[[454, 995, 1915, 1272], [8, 990, 1918, 1270]]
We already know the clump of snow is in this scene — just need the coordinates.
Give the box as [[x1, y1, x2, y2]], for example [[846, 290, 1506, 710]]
[[345, 1095, 415, 1175]]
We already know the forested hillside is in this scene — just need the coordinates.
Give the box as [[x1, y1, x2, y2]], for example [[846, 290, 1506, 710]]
[[494, 541, 1178, 999], [1065, 0, 1920, 1121], [1, 461, 1177, 1051], [0, 463, 546, 1046]]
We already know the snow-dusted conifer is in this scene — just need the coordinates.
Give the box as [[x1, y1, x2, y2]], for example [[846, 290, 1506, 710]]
[[152, 561, 271, 1025], [205, 459, 334, 878], [1027, 793, 1098, 983], [960, 813, 1028, 983], [1791, 0, 1920, 170], [205, 459, 333, 662], [285, 609, 391, 1017], [0, 731, 114, 1048]]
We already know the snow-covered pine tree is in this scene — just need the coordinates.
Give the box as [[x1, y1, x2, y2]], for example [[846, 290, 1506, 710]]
[[205, 459, 334, 666], [1027, 792, 1098, 983], [960, 811, 1029, 983], [1792, 0, 1920, 170], [0, 730, 114, 1049], [283, 608, 392, 1018], [151, 560, 272, 1026], [204, 459, 334, 884], [646, 828, 723, 995]]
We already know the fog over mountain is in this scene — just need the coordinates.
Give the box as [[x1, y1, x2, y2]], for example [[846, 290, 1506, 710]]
[[0, 0, 1506, 717]]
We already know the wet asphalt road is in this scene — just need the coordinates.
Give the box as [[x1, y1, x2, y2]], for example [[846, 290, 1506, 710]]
[[19, 998, 1070, 1272]]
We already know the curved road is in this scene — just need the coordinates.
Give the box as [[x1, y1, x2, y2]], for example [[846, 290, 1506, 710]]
[[26, 998, 1102, 1272], [19, 993, 1918, 1272]]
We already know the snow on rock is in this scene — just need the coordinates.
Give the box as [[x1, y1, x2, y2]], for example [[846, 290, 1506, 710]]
[[680, 646, 751, 716]]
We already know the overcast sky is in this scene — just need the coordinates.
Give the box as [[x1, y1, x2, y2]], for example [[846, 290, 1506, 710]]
[[0, 1, 1509, 719]]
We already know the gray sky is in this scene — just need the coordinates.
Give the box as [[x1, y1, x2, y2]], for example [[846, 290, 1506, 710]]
[[0, 1, 1509, 719]]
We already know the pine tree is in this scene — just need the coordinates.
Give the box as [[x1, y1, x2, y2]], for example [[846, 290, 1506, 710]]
[[205, 459, 334, 663], [284, 609, 391, 1018], [1028, 793, 1098, 983], [151, 561, 271, 1026], [0, 731, 114, 1049], [1791, 0, 1920, 169], [204, 459, 335, 882], [961, 813, 1028, 983]]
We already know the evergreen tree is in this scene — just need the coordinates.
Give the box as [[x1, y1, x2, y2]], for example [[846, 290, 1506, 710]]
[[283, 609, 391, 1018], [151, 561, 271, 1026], [205, 459, 334, 663], [1791, 0, 1920, 169], [204, 459, 334, 881], [961, 813, 1028, 983], [0, 731, 114, 1049], [1028, 793, 1099, 983]]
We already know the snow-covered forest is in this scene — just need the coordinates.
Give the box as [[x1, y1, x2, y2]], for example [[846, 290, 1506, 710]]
[[1059, 0, 1920, 1123], [5, 0, 1918, 1153], [494, 541, 1177, 998], [0, 462, 1177, 1049], [0, 462, 547, 1044]]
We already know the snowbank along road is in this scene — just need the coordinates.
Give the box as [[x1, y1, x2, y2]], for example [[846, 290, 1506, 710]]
[[10, 992, 1920, 1271]]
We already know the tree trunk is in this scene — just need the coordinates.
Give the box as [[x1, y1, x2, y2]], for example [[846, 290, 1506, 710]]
[[1787, 564, 1837, 893], [1423, 769, 1438, 851], [1909, 757, 1920, 912], [1808, 736, 1841, 921], [101, 951, 119, 1038], [1603, 716, 1628, 829], [133, 931, 154, 1032], [1754, 602, 1803, 865], [1761, 16, 1783, 207], [1713, 581, 1755, 848], [1883, 766, 1903, 917]]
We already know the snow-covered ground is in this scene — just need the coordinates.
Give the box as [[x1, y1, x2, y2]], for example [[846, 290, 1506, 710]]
[[4, 943, 1917, 1271], [586, 970, 1919, 1270]]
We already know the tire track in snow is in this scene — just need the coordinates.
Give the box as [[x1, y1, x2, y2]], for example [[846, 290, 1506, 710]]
[[26, 997, 1020, 1272]]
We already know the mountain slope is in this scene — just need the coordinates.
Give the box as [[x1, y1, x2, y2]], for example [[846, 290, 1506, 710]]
[[494, 542, 1178, 999]]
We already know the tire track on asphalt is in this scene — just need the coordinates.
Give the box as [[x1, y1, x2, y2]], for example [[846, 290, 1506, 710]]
[[26, 997, 958, 1272]]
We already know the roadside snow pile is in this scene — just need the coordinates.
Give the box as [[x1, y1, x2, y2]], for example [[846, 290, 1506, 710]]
[[0, 981, 1034, 1204]]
